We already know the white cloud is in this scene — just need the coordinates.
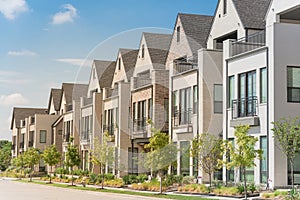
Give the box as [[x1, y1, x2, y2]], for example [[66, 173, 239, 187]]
[[55, 58, 92, 67], [52, 4, 77, 25], [0, 0, 29, 20], [0, 93, 28, 106], [8, 49, 37, 56]]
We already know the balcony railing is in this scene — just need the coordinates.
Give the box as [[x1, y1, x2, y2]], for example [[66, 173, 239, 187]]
[[106, 87, 119, 98], [232, 96, 258, 119], [28, 140, 33, 147], [64, 133, 71, 143], [231, 30, 265, 56], [83, 97, 93, 106], [173, 108, 192, 127], [103, 124, 115, 136], [136, 78, 152, 89], [66, 104, 73, 112], [173, 61, 197, 75], [80, 131, 90, 142], [133, 118, 147, 132]]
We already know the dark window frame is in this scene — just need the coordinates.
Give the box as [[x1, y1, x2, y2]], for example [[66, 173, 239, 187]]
[[40, 130, 47, 143], [287, 66, 300, 103]]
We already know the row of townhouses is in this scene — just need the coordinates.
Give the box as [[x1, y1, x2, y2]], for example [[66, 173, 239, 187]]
[[10, 0, 300, 188]]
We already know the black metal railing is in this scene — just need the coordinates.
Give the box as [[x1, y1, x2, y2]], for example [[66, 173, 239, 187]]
[[133, 118, 147, 133], [103, 124, 115, 136], [80, 131, 90, 142], [232, 96, 258, 119], [232, 30, 265, 56], [173, 108, 192, 127], [28, 140, 33, 147], [173, 62, 197, 75]]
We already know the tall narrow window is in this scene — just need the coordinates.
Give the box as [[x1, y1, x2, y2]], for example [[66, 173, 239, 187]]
[[176, 26, 180, 42], [214, 84, 223, 114], [228, 76, 235, 108], [223, 0, 227, 15], [40, 130, 47, 143], [164, 98, 169, 123], [260, 136, 267, 183], [260, 68, 267, 103], [227, 138, 235, 182], [287, 66, 300, 103], [179, 87, 191, 125], [132, 103, 136, 121], [180, 141, 190, 176], [141, 44, 145, 58], [93, 68, 96, 79], [193, 85, 198, 114], [148, 99, 153, 120], [118, 58, 121, 70]]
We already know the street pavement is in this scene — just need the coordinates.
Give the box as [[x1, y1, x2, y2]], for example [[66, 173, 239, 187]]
[[0, 179, 166, 200]]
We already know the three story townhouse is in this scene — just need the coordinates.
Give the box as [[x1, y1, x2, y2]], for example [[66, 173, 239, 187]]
[[130, 32, 172, 174]]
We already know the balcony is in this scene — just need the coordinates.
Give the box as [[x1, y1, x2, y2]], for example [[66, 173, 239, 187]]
[[132, 118, 147, 138], [230, 96, 259, 127], [106, 87, 119, 98], [173, 108, 192, 127], [80, 131, 90, 143], [135, 78, 152, 89], [83, 97, 93, 106], [231, 30, 265, 57], [103, 124, 115, 142], [173, 61, 197, 75], [63, 133, 71, 143]]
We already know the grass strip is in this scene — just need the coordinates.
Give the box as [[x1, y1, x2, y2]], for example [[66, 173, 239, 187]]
[[17, 179, 214, 200]]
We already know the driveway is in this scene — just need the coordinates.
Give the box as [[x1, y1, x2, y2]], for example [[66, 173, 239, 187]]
[[0, 179, 166, 200]]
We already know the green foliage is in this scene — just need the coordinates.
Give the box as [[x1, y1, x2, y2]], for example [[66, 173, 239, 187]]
[[182, 176, 195, 185], [272, 117, 300, 187], [42, 145, 61, 181], [191, 134, 222, 187], [0, 141, 12, 171], [73, 169, 89, 176], [23, 148, 41, 181], [164, 174, 182, 186], [179, 184, 208, 193], [220, 125, 262, 199], [55, 167, 69, 175], [64, 142, 80, 186]]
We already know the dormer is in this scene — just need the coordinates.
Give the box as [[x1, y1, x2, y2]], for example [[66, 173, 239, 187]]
[[207, 0, 271, 50], [133, 32, 172, 77]]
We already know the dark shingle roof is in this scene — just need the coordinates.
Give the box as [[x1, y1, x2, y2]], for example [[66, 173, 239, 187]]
[[119, 48, 138, 79], [61, 83, 88, 105], [232, 0, 271, 29], [48, 88, 62, 112], [143, 32, 172, 66], [98, 61, 116, 88], [11, 107, 48, 129], [178, 13, 213, 54]]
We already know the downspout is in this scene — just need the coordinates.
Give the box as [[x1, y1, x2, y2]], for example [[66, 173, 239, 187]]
[[266, 47, 270, 186], [225, 59, 229, 185]]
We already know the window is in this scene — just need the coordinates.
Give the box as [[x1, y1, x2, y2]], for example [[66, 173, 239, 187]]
[[214, 84, 223, 114], [193, 85, 198, 114], [93, 68, 96, 79], [40, 130, 47, 143], [132, 103, 136, 121], [164, 98, 169, 123], [172, 91, 178, 111], [260, 68, 267, 103], [260, 136, 267, 183], [31, 117, 35, 124], [287, 66, 300, 103], [115, 108, 119, 128], [128, 147, 138, 175], [227, 138, 235, 182], [148, 99, 153, 119], [179, 87, 191, 125], [176, 26, 180, 42], [58, 130, 63, 135], [141, 44, 145, 58], [223, 0, 227, 15], [118, 58, 121, 70], [228, 76, 235, 108], [180, 141, 190, 176]]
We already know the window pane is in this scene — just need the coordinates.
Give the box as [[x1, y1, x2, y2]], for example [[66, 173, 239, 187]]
[[229, 76, 235, 108], [40, 130, 46, 143], [260, 136, 267, 183], [214, 84, 223, 114], [287, 67, 300, 102], [180, 141, 190, 175], [193, 85, 198, 114], [260, 68, 267, 103]]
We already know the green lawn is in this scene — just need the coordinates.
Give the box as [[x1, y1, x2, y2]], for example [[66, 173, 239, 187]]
[[18, 180, 215, 200]]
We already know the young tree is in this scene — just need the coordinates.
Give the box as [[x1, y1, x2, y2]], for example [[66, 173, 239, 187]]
[[23, 148, 41, 182], [65, 141, 81, 186], [220, 125, 262, 200], [143, 128, 177, 194], [12, 153, 26, 176], [0, 141, 12, 171], [272, 117, 300, 188], [191, 134, 222, 188], [42, 145, 61, 183], [91, 132, 115, 189]]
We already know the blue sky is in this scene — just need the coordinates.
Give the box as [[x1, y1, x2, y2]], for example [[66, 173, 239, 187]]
[[0, 0, 218, 140]]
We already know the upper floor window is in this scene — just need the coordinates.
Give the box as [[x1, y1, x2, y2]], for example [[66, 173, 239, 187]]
[[287, 66, 300, 103], [93, 68, 96, 79], [214, 84, 223, 114], [223, 0, 227, 15], [118, 58, 121, 70], [40, 130, 47, 143], [176, 26, 180, 42], [260, 68, 267, 103], [228, 76, 235, 108], [141, 44, 145, 58], [193, 85, 198, 114]]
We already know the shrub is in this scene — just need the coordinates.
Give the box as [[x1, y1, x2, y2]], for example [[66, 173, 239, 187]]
[[104, 173, 114, 181], [123, 175, 138, 184], [182, 176, 195, 185], [248, 182, 256, 194], [165, 174, 182, 186], [237, 184, 244, 194], [213, 186, 239, 196], [178, 184, 208, 193], [88, 173, 97, 184], [104, 179, 124, 188], [137, 174, 148, 183], [55, 167, 68, 175]]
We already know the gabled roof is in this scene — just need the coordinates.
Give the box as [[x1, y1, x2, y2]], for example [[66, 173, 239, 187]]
[[178, 13, 213, 54], [11, 107, 48, 129], [232, 0, 271, 29], [61, 83, 88, 105], [98, 61, 116, 89], [47, 88, 62, 112], [119, 48, 139, 79], [143, 32, 172, 66]]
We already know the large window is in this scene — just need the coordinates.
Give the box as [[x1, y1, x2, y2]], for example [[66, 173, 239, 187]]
[[176, 26, 180, 42], [287, 66, 300, 103], [260, 68, 267, 103], [128, 147, 138, 175], [228, 76, 235, 108], [40, 130, 47, 143], [260, 136, 267, 183], [179, 87, 191, 125], [193, 85, 198, 114], [164, 98, 169, 123], [214, 84, 223, 114], [180, 141, 190, 176], [148, 99, 153, 120]]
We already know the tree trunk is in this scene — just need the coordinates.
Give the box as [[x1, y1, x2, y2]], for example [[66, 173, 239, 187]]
[[243, 167, 248, 200], [290, 158, 294, 188], [71, 168, 74, 186], [209, 171, 212, 190], [30, 165, 33, 182], [159, 171, 163, 195], [101, 164, 104, 189]]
